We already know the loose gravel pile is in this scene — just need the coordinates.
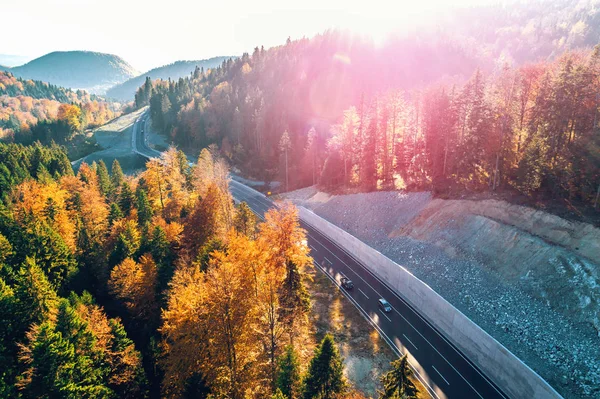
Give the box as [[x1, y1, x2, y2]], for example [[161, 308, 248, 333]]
[[283, 188, 600, 399]]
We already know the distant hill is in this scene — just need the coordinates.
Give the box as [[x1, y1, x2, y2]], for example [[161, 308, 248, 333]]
[[9, 51, 138, 94], [105, 57, 231, 100]]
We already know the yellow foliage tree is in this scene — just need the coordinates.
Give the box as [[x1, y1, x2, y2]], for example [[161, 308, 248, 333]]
[[162, 232, 270, 398], [57, 103, 82, 133], [258, 204, 311, 270], [109, 254, 158, 321], [10, 180, 77, 251]]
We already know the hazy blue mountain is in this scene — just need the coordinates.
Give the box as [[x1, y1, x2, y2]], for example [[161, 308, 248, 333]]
[[105, 57, 231, 100], [9, 51, 138, 94]]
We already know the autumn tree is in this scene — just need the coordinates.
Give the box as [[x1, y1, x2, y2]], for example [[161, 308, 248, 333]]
[[161, 234, 260, 398], [57, 103, 83, 136], [109, 254, 158, 322], [234, 201, 257, 238], [183, 182, 229, 257]]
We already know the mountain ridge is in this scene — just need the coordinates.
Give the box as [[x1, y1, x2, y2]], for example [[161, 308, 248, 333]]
[[9, 50, 138, 94], [105, 56, 232, 100]]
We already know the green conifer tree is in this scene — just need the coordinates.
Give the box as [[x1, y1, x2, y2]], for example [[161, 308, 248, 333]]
[[302, 334, 345, 399], [277, 345, 300, 399], [119, 182, 135, 216], [96, 160, 112, 198], [111, 160, 125, 192], [136, 189, 153, 227], [378, 355, 418, 399]]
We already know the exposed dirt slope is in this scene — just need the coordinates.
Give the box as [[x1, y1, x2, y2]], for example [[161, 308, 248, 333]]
[[394, 198, 600, 332]]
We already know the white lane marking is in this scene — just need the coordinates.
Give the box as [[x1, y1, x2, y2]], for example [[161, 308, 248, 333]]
[[379, 309, 392, 322], [432, 365, 450, 385], [313, 261, 442, 399], [306, 233, 384, 297], [403, 334, 419, 350], [305, 229, 491, 399], [308, 244, 317, 252], [358, 288, 369, 299], [392, 308, 483, 397], [324, 257, 333, 265]]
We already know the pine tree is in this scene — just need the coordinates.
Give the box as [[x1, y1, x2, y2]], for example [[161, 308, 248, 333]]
[[107, 318, 149, 398], [378, 355, 418, 399], [21, 221, 77, 290], [136, 189, 153, 227], [362, 100, 378, 191], [280, 130, 292, 191], [0, 278, 18, 398], [14, 257, 58, 326], [111, 160, 124, 191], [96, 160, 112, 198], [20, 299, 113, 398], [278, 260, 310, 334], [119, 182, 135, 216], [302, 334, 345, 399], [149, 225, 174, 293], [277, 345, 300, 399], [108, 203, 124, 226]]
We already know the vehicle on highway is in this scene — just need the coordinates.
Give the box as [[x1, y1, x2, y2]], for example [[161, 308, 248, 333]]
[[378, 298, 392, 313], [341, 277, 354, 290]]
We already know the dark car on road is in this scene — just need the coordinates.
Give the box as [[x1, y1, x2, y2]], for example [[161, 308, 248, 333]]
[[341, 277, 354, 290], [378, 298, 392, 313]]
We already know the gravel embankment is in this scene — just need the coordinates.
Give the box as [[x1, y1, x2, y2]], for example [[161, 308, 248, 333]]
[[282, 188, 600, 399]]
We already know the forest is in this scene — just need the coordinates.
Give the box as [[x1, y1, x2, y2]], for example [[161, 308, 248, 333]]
[[0, 143, 416, 398], [0, 71, 121, 145], [141, 29, 600, 212]]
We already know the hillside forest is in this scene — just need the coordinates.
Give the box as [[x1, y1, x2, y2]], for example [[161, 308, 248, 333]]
[[140, 30, 600, 213], [0, 71, 121, 146], [0, 143, 416, 399]]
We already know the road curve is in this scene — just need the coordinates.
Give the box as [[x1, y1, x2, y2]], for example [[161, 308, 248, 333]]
[[133, 111, 509, 399]]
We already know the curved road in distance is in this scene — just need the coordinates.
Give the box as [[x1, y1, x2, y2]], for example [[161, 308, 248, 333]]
[[133, 111, 509, 399]]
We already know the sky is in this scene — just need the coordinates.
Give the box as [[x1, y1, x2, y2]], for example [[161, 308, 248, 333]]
[[2, 0, 496, 72]]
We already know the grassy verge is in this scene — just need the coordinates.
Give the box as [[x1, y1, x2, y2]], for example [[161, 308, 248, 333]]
[[66, 133, 101, 161], [306, 265, 430, 398]]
